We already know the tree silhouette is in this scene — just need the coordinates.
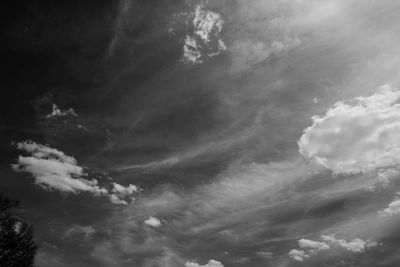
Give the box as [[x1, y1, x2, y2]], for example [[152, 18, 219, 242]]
[[0, 194, 37, 267]]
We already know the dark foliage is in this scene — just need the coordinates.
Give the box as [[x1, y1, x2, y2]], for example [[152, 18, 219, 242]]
[[0, 194, 37, 267]]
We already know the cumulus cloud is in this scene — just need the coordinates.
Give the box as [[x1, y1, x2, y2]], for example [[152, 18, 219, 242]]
[[46, 103, 77, 118], [299, 85, 400, 174], [12, 141, 137, 205], [12, 141, 105, 194], [381, 196, 400, 216], [289, 235, 377, 262], [144, 216, 161, 227], [182, 4, 226, 64], [185, 259, 224, 267]]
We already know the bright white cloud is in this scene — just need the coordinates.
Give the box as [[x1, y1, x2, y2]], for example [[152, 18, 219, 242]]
[[12, 141, 137, 205], [185, 259, 224, 267], [144, 216, 162, 227], [299, 85, 400, 174], [182, 4, 226, 64], [12, 141, 105, 194], [289, 235, 377, 262], [381, 199, 400, 215], [46, 104, 77, 118]]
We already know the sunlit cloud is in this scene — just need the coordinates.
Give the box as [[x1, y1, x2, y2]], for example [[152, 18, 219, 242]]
[[182, 4, 226, 64], [12, 141, 138, 205], [299, 85, 400, 174], [144, 216, 162, 227]]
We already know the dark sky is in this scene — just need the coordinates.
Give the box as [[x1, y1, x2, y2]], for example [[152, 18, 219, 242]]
[[3, 0, 400, 266]]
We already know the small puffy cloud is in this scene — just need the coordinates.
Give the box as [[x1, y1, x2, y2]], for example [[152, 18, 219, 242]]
[[12, 141, 138, 205], [181, 4, 226, 64], [289, 235, 377, 261], [185, 259, 224, 267], [109, 183, 138, 205], [381, 198, 400, 215], [144, 216, 162, 228], [299, 85, 400, 174], [46, 104, 77, 118], [288, 249, 309, 262]]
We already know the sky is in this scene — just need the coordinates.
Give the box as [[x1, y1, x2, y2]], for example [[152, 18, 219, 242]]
[[3, 0, 400, 266]]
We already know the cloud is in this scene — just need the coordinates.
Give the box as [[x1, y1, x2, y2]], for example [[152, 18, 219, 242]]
[[182, 35, 203, 64], [320, 235, 376, 253], [226, 0, 303, 73], [288, 249, 309, 262], [299, 85, 400, 174], [381, 197, 400, 215], [109, 183, 138, 205], [46, 104, 77, 118], [181, 4, 226, 64], [64, 225, 96, 241], [298, 238, 330, 252], [289, 235, 377, 262], [12, 141, 105, 194], [144, 216, 161, 227], [89, 159, 309, 266], [12, 141, 138, 205], [229, 37, 300, 73], [185, 259, 224, 267]]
